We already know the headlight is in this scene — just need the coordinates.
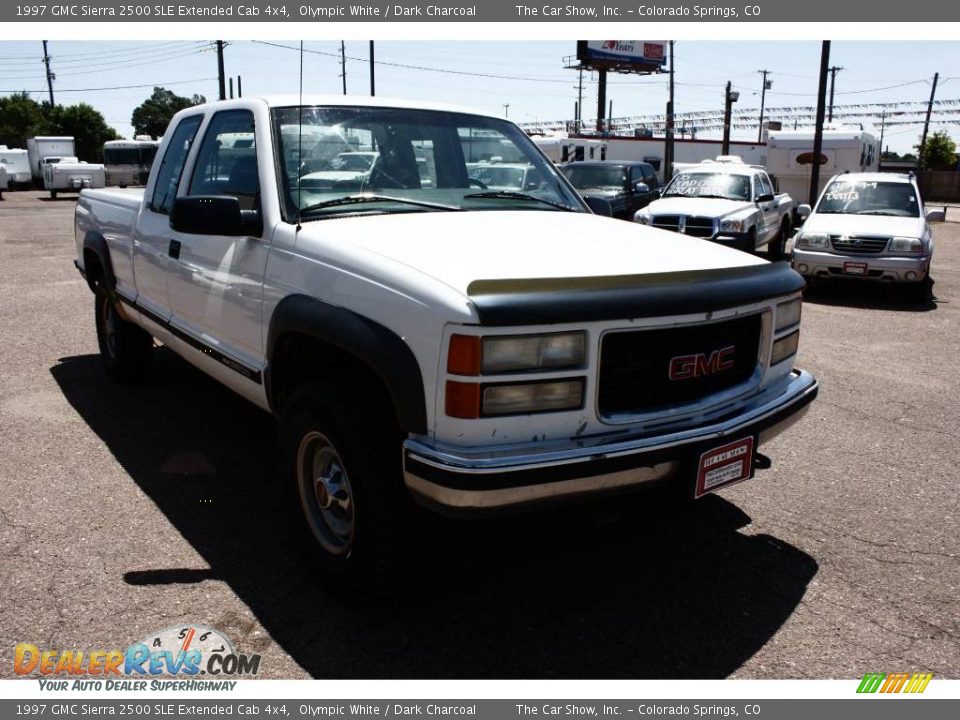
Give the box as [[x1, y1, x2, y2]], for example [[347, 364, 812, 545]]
[[795, 232, 829, 250], [482, 379, 584, 416], [634, 212, 651, 225], [445, 378, 585, 418], [889, 236, 923, 254], [719, 218, 745, 233], [775, 298, 802, 331], [448, 332, 586, 376], [771, 330, 800, 365]]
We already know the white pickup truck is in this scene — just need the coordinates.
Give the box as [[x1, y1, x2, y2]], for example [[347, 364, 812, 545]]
[[634, 159, 796, 259], [74, 96, 817, 578]]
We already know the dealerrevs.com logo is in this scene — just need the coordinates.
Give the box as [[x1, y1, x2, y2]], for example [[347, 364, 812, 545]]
[[14, 625, 261, 691]]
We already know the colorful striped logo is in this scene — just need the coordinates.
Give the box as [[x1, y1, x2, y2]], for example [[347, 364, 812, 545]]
[[857, 672, 933, 694]]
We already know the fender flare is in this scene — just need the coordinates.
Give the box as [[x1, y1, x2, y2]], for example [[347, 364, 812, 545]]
[[80, 231, 116, 295], [265, 294, 428, 434]]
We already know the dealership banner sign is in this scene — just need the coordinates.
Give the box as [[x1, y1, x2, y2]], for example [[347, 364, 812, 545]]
[[2, 0, 957, 22], [0, 699, 959, 718]]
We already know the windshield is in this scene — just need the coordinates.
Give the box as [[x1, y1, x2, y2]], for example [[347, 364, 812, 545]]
[[271, 106, 583, 220], [662, 172, 751, 201], [561, 165, 626, 191], [104, 145, 157, 166], [816, 180, 920, 217]]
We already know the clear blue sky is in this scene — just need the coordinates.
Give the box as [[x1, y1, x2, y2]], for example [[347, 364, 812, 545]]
[[1, 40, 957, 154]]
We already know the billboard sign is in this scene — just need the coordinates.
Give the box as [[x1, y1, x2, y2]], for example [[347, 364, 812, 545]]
[[576, 41, 668, 72]]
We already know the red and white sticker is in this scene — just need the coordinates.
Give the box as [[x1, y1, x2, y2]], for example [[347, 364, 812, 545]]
[[695, 436, 755, 498], [843, 261, 868, 275]]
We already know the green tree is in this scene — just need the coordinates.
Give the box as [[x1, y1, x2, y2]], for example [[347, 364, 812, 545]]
[[917, 131, 958, 170], [131, 87, 206, 138], [0, 93, 52, 149], [48, 103, 120, 162]]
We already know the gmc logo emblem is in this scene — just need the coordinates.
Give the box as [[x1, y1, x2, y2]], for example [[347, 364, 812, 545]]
[[668, 346, 736, 380]]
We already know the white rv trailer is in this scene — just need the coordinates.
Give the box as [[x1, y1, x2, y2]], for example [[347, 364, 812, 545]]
[[103, 137, 161, 187], [0, 166, 8, 198], [42, 156, 106, 198], [766, 125, 880, 205], [26, 136, 76, 180], [531, 134, 607, 164], [0, 146, 32, 185]]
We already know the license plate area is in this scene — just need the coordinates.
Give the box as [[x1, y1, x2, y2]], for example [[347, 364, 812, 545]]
[[843, 261, 868, 275], [694, 436, 755, 498]]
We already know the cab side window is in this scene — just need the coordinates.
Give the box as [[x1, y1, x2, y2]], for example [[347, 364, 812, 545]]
[[188, 110, 259, 211], [756, 173, 774, 199], [150, 115, 202, 215]]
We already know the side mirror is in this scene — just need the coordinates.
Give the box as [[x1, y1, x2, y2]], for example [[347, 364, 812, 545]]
[[634, 182, 651, 194], [584, 196, 613, 217], [170, 196, 261, 236], [925, 209, 946, 223], [756, 193, 775, 204], [797, 204, 812, 219]]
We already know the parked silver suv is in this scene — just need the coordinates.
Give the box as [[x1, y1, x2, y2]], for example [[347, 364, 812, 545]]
[[792, 172, 944, 298]]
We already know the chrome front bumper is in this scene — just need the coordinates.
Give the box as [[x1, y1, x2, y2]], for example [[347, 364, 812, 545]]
[[403, 369, 818, 513]]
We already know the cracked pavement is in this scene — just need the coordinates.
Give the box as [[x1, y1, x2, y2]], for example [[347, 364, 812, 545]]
[[0, 190, 957, 679]]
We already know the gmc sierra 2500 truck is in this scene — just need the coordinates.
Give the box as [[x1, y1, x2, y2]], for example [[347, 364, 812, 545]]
[[74, 97, 818, 577]]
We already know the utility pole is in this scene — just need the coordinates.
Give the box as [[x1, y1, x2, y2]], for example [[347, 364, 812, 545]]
[[827, 66, 843, 122], [237, 76, 242, 98], [577, 68, 583, 132], [722, 81, 736, 155], [918, 72, 939, 171], [596, 68, 607, 134], [42, 41, 55, 106], [216, 41, 226, 101], [229, 77, 234, 99], [369, 41, 375, 96], [878, 110, 886, 163], [810, 42, 831, 206], [502, 103, 510, 118], [340, 41, 347, 95], [757, 69, 771, 143], [665, 41, 676, 183]]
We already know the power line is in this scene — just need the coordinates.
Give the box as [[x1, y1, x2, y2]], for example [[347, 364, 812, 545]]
[[250, 40, 573, 84], [0, 48, 210, 81], [0, 77, 217, 94]]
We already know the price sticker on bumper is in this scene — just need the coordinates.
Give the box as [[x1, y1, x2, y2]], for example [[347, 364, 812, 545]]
[[695, 436, 755, 498]]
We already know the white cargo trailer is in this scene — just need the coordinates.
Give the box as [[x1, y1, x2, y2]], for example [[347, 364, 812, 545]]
[[42, 156, 106, 198], [766, 125, 879, 204], [26, 136, 76, 180], [0, 146, 32, 186]]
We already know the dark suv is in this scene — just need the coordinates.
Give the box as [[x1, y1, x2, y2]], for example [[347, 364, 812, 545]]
[[560, 160, 660, 220]]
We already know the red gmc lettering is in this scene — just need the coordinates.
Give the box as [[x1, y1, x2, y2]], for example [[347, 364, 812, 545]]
[[669, 346, 736, 380]]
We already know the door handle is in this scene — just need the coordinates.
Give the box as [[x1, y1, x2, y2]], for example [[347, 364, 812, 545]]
[[168, 239, 181, 259]]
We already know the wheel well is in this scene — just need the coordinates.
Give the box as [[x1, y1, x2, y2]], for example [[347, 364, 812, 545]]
[[83, 248, 105, 289], [269, 333, 399, 429]]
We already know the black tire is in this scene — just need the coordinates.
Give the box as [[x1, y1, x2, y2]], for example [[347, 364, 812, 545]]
[[905, 276, 934, 303], [280, 380, 430, 583], [739, 229, 756, 255], [50, 190, 57, 200], [768, 220, 790, 261], [94, 285, 153, 381]]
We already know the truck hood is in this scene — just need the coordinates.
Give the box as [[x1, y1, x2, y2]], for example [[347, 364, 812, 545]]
[[295, 210, 766, 298], [801, 213, 925, 238], [645, 196, 751, 218]]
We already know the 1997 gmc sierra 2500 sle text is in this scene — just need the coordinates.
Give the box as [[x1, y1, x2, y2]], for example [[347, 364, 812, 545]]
[[74, 97, 818, 577]]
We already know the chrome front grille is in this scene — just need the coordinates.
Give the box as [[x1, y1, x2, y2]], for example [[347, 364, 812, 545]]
[[651, 215, 715, 238], [829, 235, 889, 254]]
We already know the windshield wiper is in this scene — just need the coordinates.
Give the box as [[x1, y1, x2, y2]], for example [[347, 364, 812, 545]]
[[462, 190, 575, 211], [299, 193, 462, 216], [854, 210, 909, 216]]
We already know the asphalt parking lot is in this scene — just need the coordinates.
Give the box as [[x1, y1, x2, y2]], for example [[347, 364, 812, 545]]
[[0, 189, 957, 680]]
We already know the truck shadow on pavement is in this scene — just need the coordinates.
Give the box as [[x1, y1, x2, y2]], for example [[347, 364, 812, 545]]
[[52, 350, 818, 679], [801, 278, 939, 312]]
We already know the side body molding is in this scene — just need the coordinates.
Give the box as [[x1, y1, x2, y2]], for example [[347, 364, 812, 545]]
[[265, 295, 428, 434]]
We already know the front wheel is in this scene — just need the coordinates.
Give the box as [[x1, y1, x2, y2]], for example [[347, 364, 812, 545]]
[[94, 285, 153, 381], [50, 190, 57, 200], [280, 381, 430, 582], [768, 220, 790, 261]]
